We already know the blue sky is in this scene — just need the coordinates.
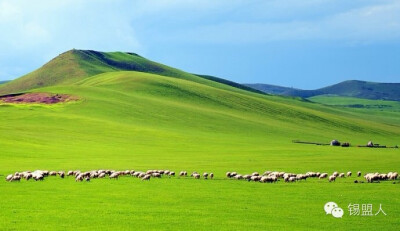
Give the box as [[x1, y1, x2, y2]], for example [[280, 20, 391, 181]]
[[0, 0, 399, 89]]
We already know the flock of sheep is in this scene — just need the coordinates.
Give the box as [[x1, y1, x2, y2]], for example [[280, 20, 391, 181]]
[[226, 170, 398, 183], [4, 169, 213, 182], [5, 169, 398, 183]]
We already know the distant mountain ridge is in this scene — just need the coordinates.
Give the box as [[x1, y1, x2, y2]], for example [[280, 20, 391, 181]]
[[245, 80, 400, 101]]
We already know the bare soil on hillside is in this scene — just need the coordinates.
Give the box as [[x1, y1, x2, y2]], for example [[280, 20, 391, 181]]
[[0, 92, 78, 104]]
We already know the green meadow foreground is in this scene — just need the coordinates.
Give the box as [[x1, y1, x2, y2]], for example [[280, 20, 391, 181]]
[[0, 51, 399, 230]]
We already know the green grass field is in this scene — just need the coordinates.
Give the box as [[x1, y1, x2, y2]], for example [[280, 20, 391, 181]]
[[0, 53, 399, 230]]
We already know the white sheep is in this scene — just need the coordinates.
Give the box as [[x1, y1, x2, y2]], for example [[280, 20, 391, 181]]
[[6, 174, 13, 182], [203, 172, 208, 179]]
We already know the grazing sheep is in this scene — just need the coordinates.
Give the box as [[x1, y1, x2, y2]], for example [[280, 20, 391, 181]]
[[169, 171, 175, 177], [347, 171, 352, 177], [234, 174, 243, 180], [332, 172, 339, 177], [364, 173, 379, 183], [357, 171, 361, 177], [339, 173, 345, 178], [85, 177, 90, 182], [10, 175, 21, 182], [226, 172, 231, 178], [152, 173, 161, 178], [58, 171, 65, 178], [142, 174, 151, 181], [193, 173, 200, 179], [109, 172, 119, 179], [250, 176, 260, 182], [288, 176, 296, 182], [390, 172, 398, 180], [209, 173, 214, 179], [179, 171, 185, 176], [75, 174, 83, 182], [319, 173, 328, 179], [329, 175, 336, 182], [24, 173, 32, 180], [230, 172, 237, 177], [251, 172, 259, 176], [49, 171, 57, 176], [98, 173, 106, 178], [6, 174, 13, 182], [33, 174, 44, 181], [203, 172, 208, 179]]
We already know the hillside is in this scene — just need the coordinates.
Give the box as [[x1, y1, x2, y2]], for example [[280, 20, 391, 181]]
[[0, 80, 9, 85], [245, 80, 400, 101], [0, 50, 255, 95], [1, 50, 399, 230]]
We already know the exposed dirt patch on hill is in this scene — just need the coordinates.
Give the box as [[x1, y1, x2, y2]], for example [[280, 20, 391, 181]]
[[0, 92, 79, 104]]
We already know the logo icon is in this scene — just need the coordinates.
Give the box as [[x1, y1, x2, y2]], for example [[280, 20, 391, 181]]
[[324, 202, 343, 218], [331, 207, 344, 218], [324, 202, 338, 214]]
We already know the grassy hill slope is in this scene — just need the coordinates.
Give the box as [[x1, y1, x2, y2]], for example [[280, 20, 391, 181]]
[[0, 50, 257, 95]]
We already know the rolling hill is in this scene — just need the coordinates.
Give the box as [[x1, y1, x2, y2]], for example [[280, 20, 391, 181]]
[[1, 50, 399, 230], [0, 49, 254, 95], [245, 80, 400, 101]]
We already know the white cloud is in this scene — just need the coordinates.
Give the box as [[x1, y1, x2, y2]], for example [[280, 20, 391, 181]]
[[0, 0, 399, 80]]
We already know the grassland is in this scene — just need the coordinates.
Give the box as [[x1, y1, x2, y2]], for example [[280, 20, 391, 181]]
[[1, 50, 399, 230], [0, 70, 399, 230]]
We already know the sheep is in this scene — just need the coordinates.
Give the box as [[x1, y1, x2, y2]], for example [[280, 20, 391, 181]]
[[58, 171, 65, 178], [347, 171, 352, 177], [260, 176, 277, 183], [152, 173, 161, 178], [339, 173, 345, 178], [332, 172, 339, 177], [288, 176, 296, 182], [98, 173, 106, 178], [6, 174, 13, 182], [250, 176, 260, 182], [357, 171, 361, 177], [49, 171, 57, 176], [364, 173, 380, 183], [251, 172, 259, 176], [75, 174, 83, 182], [234, 174, 243, 180], [389, 172, 398, 180], [11, 175, 21, 182], [193, 173, 200, 179], [230, 172, 237, 177], [329, 175, 336, 182], [109, 172, 119, 179], [203, 172, 208, 179], [142, 175, 151, 181], [210, 173, 214, 179], [24, 173, 33, 180], [85, 177, 90, 182], [169, 171, 175, 177], [33, 174, 44, 181], [319, 173, 328, 179], [226, 172, 231, 178], [179, 171, 186, 176]]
